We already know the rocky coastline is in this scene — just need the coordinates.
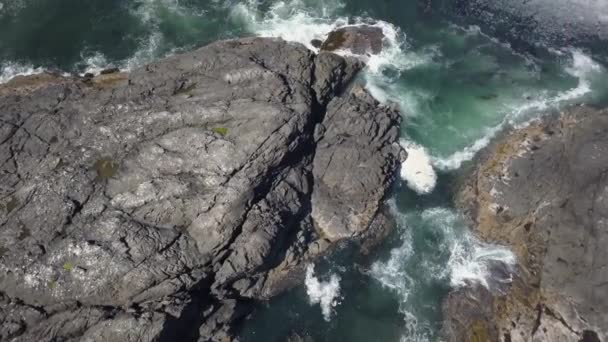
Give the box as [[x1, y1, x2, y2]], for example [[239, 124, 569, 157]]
[[2, 19, 606, 342], [443, 106, 608, 342], [0, 36, 404, 341]]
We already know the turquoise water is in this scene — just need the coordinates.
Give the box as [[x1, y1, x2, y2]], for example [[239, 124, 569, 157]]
[[2, 1, 608, 341]]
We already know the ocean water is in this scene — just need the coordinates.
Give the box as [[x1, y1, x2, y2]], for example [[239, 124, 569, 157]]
[[2, 0, 608, 341]]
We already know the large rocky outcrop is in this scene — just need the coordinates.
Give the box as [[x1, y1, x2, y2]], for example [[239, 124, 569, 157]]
[[443, 106, 608, 342], [0, 37, 403, 341]]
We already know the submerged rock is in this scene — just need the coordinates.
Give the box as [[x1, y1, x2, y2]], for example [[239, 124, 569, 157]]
[[321, 25, 385, 55], [0, 37, 402, 341], [443, 107, 608, 342]]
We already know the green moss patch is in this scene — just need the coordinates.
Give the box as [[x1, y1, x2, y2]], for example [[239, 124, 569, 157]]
[[5, 196, 18, 213], [94, 157, 119, 179], [469, 320, 489, 342], [211, 127, 228, 137], [62, 262, 74, 271]]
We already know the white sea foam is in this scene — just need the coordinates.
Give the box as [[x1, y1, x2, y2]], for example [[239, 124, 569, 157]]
[[123, 31, 164, 71], [417, 208, 516, 288], [370, 205, 414, 297], [355, 21, 409, 74], [370, 205, 515, 341], [448, 239, 516, 288], [431, 48, 603, 171], [432, 124, 503, 171], [0, 62, 46, 84], [80, 52, 109, 75], [305, 264, 341, 322], [506, 49, 601, 118], [78, 30, 167, 75], [119, 0, 196, 71], [364, 43, 438, 117], [371, 206, 516, 295], [132, 0, 184, 24], [444, 233, 516, 288], [365, 35, 602, 174], [233, 1, 347, 52], [232, 0, 417, 79], [400, 140, 437, 195], [0, 0, 27, 17], [231, 0, 344, 51], [1, 0, 179, 82], [231, 0, 440, 135], [566, 48, 602, 88], [370, 201, 432, 342]]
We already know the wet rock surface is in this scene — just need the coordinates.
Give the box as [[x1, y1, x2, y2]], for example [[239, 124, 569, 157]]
[[321, 25, 385, 55], [443, 107, 608, 342], [0, 37, 403, 341]]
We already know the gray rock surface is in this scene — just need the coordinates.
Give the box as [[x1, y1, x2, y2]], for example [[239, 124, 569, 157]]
[[443, 107, 608, 342], [321, 25, 385, 55], [0, 37, 403, 341], [312, 86, 400, 240]]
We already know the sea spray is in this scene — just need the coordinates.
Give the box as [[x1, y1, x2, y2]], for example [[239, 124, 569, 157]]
[[230, 0, 348, 52], [0, 62, 46, 84], [305, 264, 342, 322], [421, 208, 516, 289], [399, 140, 437, 195], [370, 203, 515, 340], [78, 52, 109, 76], [372, 206, 515, 291], [232, 0, 347, 52], [122, 31, 165, 71]]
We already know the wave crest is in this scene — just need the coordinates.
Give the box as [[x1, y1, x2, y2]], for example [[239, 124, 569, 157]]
[[305, 264, 342, 322]]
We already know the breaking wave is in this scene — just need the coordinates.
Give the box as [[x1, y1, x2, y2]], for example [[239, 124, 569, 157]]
[[399, 140, 437, 195], [305, 264, 342, 322], [370, 204, 516, 341], [0, 62, 46, 84], [231, 0, 347, 52]]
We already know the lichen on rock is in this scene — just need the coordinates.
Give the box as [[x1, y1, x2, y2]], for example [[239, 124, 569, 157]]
[[94, 157, 119, 179]]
